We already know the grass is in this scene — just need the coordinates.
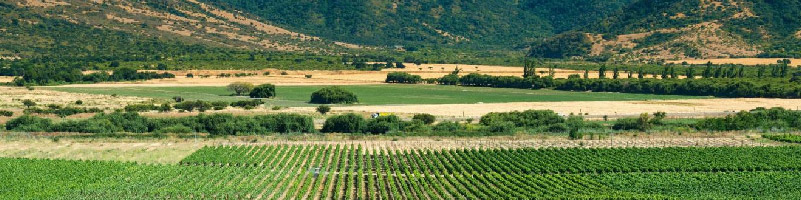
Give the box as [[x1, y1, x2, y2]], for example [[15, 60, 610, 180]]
[[46, 84, 711, 107]]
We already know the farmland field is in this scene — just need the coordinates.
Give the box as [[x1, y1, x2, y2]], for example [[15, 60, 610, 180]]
[[3, 145, 801, 199], [46, 84, 709, 107]]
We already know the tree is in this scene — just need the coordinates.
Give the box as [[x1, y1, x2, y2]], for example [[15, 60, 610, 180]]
[[412, 113, 436, 125], [157, 63, 168, 70], [385, 62, 394, 68], [109, 61, 120, 68], [598, 65, 607, 79], [316, 105, 331, 115], [249, 84, 276, 98], [613, 67, 619, 79], [584, 69, 589, 79], [22, 99, 36, 108], [637, 68, 644, 79], [395, 62, 405, 69], [227, 82, 254, 96], [310, 87, 358, 104]]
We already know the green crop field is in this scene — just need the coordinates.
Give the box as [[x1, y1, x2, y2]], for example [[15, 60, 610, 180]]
[[46, 85, 710, 106], [3, 145, 801, 199]]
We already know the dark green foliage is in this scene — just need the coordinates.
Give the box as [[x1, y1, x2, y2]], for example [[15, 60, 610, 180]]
[[455, 73, 554, 89], [0, 110, 13, 117], [5, 112, 313, 135], [211, 101, 230, 110], [528, 32, 593, 59], [412, 113, 436, 125], [310, 87, 358, 104], [205, 0, 629, 48], [365, 115, 403, 134], [316, 105, 331, 115], [5, 115, 52, 132], [249, 84, 276, 98], [696, 107, 801, 132], [385, 72, 422, 84], [555, 78, 801, 98], [438, 74, 460, 85], [22, 100, 36, 108], [321, 113, 366, 133], [633, 32, 680, 49], [174, 100, 213, 112], [230, 100, 263, 108], [24, 106, 103, 118], [480, 110, 565, 128]]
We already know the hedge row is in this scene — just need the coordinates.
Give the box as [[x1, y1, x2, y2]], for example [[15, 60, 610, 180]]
[[4, 112, 313, 135]]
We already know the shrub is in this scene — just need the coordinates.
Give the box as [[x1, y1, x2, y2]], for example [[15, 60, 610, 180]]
[[321, 113, 366, 133], [5, 115, 53, 132], [158, 103, 172, 112], [366, 115, 402, 134], [211, 101, 229, 110], [172, 96, 184, 102], [227, 82, 254, 96], [0, 110, 14, 117], [124, 104, 158, 112], [280, 71, 289, 75], [412, 113, 436, 125], [480, 110, 564, 128], [75, 100, 83, 105], [231, 99, 263, 108], [249, 84, 276, 98], [612, 113, 651, 131], [547, 123, 569, 133], [432, 121, 462, 132], [174, 100, 212, 112], [263, 71, 271, 76], [186, 73, 194, 78], [310, 86, 358, 104], [316, 105, 331, 115], [487, 121, 515, 133], [305, 75, 313, 78]]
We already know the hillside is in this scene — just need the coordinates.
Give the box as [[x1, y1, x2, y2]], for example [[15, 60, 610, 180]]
[[196, 0, 632, 48], [530, 0, 801, 61], [0, 0, 357, 62]]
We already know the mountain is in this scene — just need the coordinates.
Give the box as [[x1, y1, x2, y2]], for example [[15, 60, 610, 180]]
[[0, 0, 357, 62], [2, 0, 800, 63], [530, 0, 801, 60], [203, 0, 632, 48]]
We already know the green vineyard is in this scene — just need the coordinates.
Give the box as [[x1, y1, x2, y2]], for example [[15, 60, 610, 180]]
[[3, 145, 801, 199]]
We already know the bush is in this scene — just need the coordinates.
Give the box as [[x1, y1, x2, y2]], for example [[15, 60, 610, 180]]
[[249, 84, 276, 98], [227, 82, 254, 96], [174, 100, 213, 112], [0, 110, 14, 117], [211, 101, 230, 110], [432, 121, 462, 132], [5, 115, 53, 132], [158, 104, 172, 112], [321, 113, 366, 133], [480, 110, 564, 128], [305, 75, 313, 78], [172, 96, 184, 102], [412, 113, 436, 124], [365, 115, 402, 134], [263, 71, 271, 76], [487, 121, 515, 133], [124, 104, 158, 112], [547, 123, 569, 133], [316, 105, 331, 115], [310, 86, 358, 104], [231, 99, 263, 108], [280, 71, 289, 75], [75, 100, 83, 105]]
